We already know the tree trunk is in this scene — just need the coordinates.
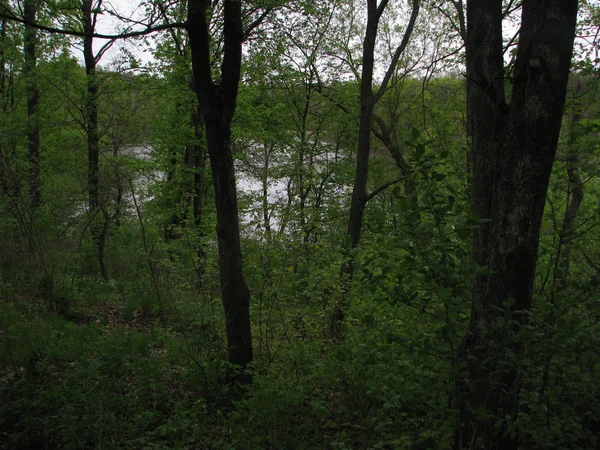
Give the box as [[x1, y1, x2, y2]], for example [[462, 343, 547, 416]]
[[113, 143, 123, 226], [345, 0, 378, 260], [261, 143, 271, 237], [331, 0, 380, 337], [82, 0, 108, 281], [82, 0, 99, 213], [188, 0, 253, 376], [0, 20, 17, 197], [556, 99, 584, 292], [557, 155, 583, 291], [191, 107, 207, 284], [455, 1, 578, 449], [373, 114, 420, 219], [0, 18, 8, 195], [333, 0, 419, 336], [24, 0, 41, 211]]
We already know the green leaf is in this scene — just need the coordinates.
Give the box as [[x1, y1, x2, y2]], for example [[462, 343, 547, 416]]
[[411, 127, 421, 141], [415, 143, 426, 160], [505, 348, 517, 363]]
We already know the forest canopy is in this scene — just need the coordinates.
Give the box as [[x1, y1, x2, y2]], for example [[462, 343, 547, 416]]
[[0, 1, 599, 449]]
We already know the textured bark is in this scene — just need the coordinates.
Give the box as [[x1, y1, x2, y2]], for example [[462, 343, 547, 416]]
[[24, 0, 40, 210], [188, 0, 252, 375], [455, 1, 578, 449]]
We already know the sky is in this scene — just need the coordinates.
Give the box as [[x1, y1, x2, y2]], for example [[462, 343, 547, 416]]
[[84, 0, 155, 68]]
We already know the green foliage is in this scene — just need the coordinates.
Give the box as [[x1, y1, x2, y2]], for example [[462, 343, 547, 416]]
[[0, 3, 599, 449], [0, 302, 223, 449]]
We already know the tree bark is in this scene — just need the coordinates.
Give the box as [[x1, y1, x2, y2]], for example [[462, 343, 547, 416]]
[[188, 0, 252, 376], [331, 0, 379, 337], [0, 17, 8, 195], [82, 0, 99, 213], [261, 143, 271, 237], [345, 0, 379, 258], [556, 91, 584, 292], [82, 0, 108, 281], [191, 106, 207, 284], [373, 113, 420, 216], [24, 0, 41, 211], [455, 1, 578, 449], [333, 0, 420, 336], [557, 155, 583, 291]]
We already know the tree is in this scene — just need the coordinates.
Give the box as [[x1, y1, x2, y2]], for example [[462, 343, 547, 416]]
[[81, 0, 109, 280], [158, 1, 209, 283], [332, 0, 420, 335], [23, 0, 40, 210], [187, 0, 272, 377], [455, 1, 579, 448], [0, 8, 18, 197]]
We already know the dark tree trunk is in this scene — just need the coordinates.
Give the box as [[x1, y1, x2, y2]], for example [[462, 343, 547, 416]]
[[82, 0, 108, 281], [191, 107, 207, 283], [332, 0, 383, 337], [163, 148, 183, 241], [0, 18, 18, 198], [557, 107, 584, 292], [82, 0, 99, 213], [188, 0, 253, 376], [345, 0, 378, 258], [557, 156, 583, 291], [261, 143, 271, 237], [0, 18, 8, 195], [24, 0, 41, 211], [334, 0, 420, 336], [455, 1, 578, 449], [373, 114, 420, 217], [113, 142, 123, 226]]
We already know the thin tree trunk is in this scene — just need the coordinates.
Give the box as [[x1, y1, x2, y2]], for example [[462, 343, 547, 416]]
[[188, 0, 253, 377], [0, 18, 8, 195], [113, 143, 123, 226], [373, 114, 420, 218], [192, 107, 207, 284], [332, 0, 380, 337], [262, 143, 271, 237], [83, 0, 99, 213], [333, 0, 419, 337], [163, 100, 199, 242], [557, 161, 583, 291], [163, 146, 183, 241], [82, 0, 107, 281], [345, 0, 378, 262], [24, 0, 41, 211], [557, 108, 584, 291], [455, 1, 578, 449]]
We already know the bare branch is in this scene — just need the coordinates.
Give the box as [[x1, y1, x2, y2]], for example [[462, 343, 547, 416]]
[[243, 7, 273, 41], [374, 0, 420, 103], [365, 176, 406, 203], [0, 7, 185, 40]]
